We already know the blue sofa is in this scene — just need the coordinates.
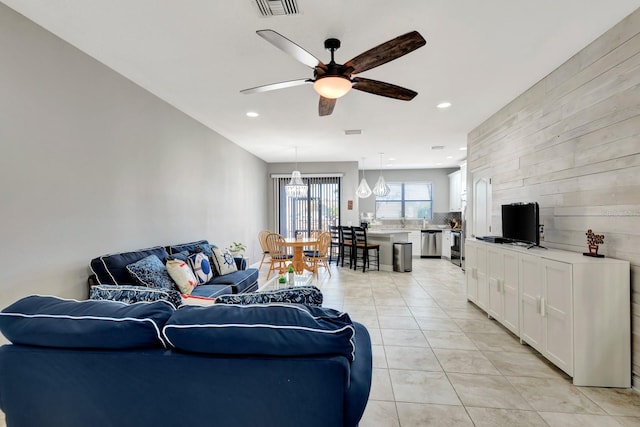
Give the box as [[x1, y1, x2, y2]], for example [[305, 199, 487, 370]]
[[0, 296, 372, 427], [88, 239, 259, 303]]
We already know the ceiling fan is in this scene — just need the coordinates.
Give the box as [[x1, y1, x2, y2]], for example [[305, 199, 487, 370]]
[[240, 29, 426, 116]]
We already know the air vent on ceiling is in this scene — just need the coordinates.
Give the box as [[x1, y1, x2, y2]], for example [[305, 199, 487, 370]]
[[254, 0, 300, 16], [344, 129, 363, 135], [431, 145, 445, 150]]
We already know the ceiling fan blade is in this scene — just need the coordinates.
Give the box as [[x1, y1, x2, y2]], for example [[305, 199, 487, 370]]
[[240, 79, 312, 95], [319, 97, 336, 116], [257, 29, 326, 70], [352, 77, 417, 101], [344, 31, 426, 74]]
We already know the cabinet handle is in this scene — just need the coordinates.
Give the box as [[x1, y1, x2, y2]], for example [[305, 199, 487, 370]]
[[536, 296, 541, 314], [540, 297, 546, 317], [499, 279, 504, 293]]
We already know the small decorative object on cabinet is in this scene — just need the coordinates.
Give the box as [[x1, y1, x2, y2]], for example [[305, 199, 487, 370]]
[[583, 229, 605, 258]]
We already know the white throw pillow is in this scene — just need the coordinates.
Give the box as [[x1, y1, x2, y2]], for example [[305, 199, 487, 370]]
[[211, 248, 238, 276], [166, 259, 198, 294]]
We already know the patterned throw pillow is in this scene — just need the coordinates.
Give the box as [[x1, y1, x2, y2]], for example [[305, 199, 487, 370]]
[[181, 294, 217, 307], [166, 258, 198, 294], [215, 286, 323, 306], [210, 248, 238, 276], [187, 250, 214, 285], [126, 255, 175, 291], [90, 284, 183, 308]]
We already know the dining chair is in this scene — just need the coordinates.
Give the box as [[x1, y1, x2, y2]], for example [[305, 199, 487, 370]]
[[351, 226, 380, 272], [304, 231, 332, 277], [257, 229, 272, 269], [265, 233, 293, 279]]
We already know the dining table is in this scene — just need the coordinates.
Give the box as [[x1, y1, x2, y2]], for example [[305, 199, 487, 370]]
[[282, 237, 319, 274]]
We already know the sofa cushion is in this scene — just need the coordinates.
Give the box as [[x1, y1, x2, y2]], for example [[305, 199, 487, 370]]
[[90, 284, 183, 308], [167, 240, 216, 256], [163, 304, 356, 361], [0, 296, 174, 349], [90, 246, 170, 286], [126, 255, 176, 291], [211, 248, 238, 276], [215, 286, 323, 306], [190, 283, 234, 298], [209, 268, 259, 293]]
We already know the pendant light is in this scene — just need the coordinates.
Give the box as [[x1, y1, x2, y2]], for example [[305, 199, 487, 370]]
[[355, 157, 372, 198], [372, 152, 391, 197], [285, 147, 308, 198]]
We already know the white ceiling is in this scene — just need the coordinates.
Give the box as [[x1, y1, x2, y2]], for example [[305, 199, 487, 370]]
[[3, 0, 639, 169]]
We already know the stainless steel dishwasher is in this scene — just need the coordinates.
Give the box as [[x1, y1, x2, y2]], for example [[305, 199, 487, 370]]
[[420, 229, 442, 258]]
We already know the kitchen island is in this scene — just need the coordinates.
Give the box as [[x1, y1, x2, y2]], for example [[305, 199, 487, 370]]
[[367, 230, 410, 271]]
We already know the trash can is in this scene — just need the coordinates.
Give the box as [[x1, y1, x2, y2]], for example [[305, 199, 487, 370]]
[[393, 241, 412, 272]]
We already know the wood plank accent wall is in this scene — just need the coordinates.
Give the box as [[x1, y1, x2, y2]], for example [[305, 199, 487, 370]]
[[467, 7, 640, 388]]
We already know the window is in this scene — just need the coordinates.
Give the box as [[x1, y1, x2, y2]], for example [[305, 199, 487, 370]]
[[375, 182, 432, 219], [274, 176, 341, 238]]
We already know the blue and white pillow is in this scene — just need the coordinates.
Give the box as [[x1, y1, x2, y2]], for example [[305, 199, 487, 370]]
[[126, 254, 175, 291], [90, 284, 183, 308], [215, 286, 323, 306], [211, 248, 238, 276], [187, 251, 213, 285]]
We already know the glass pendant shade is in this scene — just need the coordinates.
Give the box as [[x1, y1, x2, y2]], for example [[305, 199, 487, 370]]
[[285, 170, 308, 198], [372, 175, 391, 197], [356, 177, 372, 198]]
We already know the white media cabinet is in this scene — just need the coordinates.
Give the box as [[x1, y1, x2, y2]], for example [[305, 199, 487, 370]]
[[465, 238, 631, 387]]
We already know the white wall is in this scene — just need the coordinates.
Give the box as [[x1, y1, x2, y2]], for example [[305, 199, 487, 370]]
[[467, 7, 640, 387], [0, 4, 268, 320]]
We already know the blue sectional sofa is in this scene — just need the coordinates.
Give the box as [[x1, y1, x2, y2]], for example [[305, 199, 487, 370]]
[[88, 239, 259, 304], [0, 296, 372, 427]]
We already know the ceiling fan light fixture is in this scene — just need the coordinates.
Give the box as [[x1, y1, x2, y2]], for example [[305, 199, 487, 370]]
[[313, 76, 352, 99]]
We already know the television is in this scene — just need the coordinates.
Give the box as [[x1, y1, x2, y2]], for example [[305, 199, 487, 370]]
[[501, 202, 540, 246]]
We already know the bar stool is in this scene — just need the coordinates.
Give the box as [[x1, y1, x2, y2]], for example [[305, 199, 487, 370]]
[[351, 226, 380, 272]]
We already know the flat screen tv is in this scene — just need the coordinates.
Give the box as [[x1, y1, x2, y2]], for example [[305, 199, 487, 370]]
[[501, 202, 540, 246]]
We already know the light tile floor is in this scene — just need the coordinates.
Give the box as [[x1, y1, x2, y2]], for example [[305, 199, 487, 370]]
[[276, 257, 640, 427], [1, 258, 637, 426]]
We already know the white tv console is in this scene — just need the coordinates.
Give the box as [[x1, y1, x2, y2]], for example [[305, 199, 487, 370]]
[[465, 238, 631, 387]]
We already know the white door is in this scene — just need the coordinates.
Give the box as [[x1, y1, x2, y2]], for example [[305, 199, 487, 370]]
[[471, 169, 492, 237], [519, 253, 544, 353]]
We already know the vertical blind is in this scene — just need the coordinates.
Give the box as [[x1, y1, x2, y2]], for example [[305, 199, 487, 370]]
[[273, 175, 341, 238]]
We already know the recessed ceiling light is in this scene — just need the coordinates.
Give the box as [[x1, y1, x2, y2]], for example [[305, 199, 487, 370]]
[[436, 162, 443, 166], [437, 102, 452, 109], [388, 157, 396, 161], [447, 156, 453, 159], [459, 147, 467, 151], [246, 111, 259, 118]]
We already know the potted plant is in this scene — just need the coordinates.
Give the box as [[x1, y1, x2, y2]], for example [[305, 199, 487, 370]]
[[227, 242, 247, 257]]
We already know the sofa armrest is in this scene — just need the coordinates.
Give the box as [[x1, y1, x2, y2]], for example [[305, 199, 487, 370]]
[[234, 257, 247, 270], [345, 322, 373, 427]]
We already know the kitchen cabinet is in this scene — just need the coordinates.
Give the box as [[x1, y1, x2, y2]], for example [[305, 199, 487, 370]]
[[442, 230, 451, 259], [448, 170, 462, 212], [408, 231, 421, 257], [466, 238, 630, 387]]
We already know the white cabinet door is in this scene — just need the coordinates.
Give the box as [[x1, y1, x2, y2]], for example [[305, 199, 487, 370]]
[[475, 244, 488, 310], [408, 231, 421, 257], [486, 246, 504, 321], [543, 259, 573, 376], [442, 230, 451, 259], [465, 240, 479, 302], [486, 246, 519, 335], [519, 253, 544, 354], [448, 170, 461, 212], [502, 250, 519, 335]]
